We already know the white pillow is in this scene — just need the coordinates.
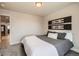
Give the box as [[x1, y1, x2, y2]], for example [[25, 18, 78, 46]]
[[48, 33, 58, 39], [65, 32, 73, 42]]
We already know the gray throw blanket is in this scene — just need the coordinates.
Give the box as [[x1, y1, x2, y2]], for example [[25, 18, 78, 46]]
[[37, 35, 73, 56]]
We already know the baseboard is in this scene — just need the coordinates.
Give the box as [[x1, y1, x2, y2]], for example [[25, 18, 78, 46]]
[[10, 41, 20, 45], [71, 47, 79, 53]]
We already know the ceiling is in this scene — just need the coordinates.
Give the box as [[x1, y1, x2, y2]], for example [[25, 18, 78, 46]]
[[0, 2, 76, 16]]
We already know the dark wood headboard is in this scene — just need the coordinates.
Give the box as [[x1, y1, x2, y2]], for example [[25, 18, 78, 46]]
[[48, 16, 72, 30]]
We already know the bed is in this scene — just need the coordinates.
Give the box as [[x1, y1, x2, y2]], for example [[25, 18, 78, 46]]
[[21, 32, 73, 56]]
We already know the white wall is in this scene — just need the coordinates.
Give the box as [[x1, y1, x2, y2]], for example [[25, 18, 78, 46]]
[[0, 9, 44, 45], [43, 3, 79, 51]]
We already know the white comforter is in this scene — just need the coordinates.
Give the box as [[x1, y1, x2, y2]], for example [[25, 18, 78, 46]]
[[21, 35, 58, 56]]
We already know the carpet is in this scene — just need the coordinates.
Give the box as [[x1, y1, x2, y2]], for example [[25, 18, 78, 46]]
[[0, 43, 79, 56]]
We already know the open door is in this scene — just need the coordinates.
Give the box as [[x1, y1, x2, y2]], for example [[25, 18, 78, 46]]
[[0, 15, 10, 48]]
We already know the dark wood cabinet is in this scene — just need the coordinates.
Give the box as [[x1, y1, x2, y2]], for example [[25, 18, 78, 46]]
[[1, 16, 9, 23]]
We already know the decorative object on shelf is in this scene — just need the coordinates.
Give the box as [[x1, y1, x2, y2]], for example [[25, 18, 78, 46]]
[[48, 16, 72, 30]]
